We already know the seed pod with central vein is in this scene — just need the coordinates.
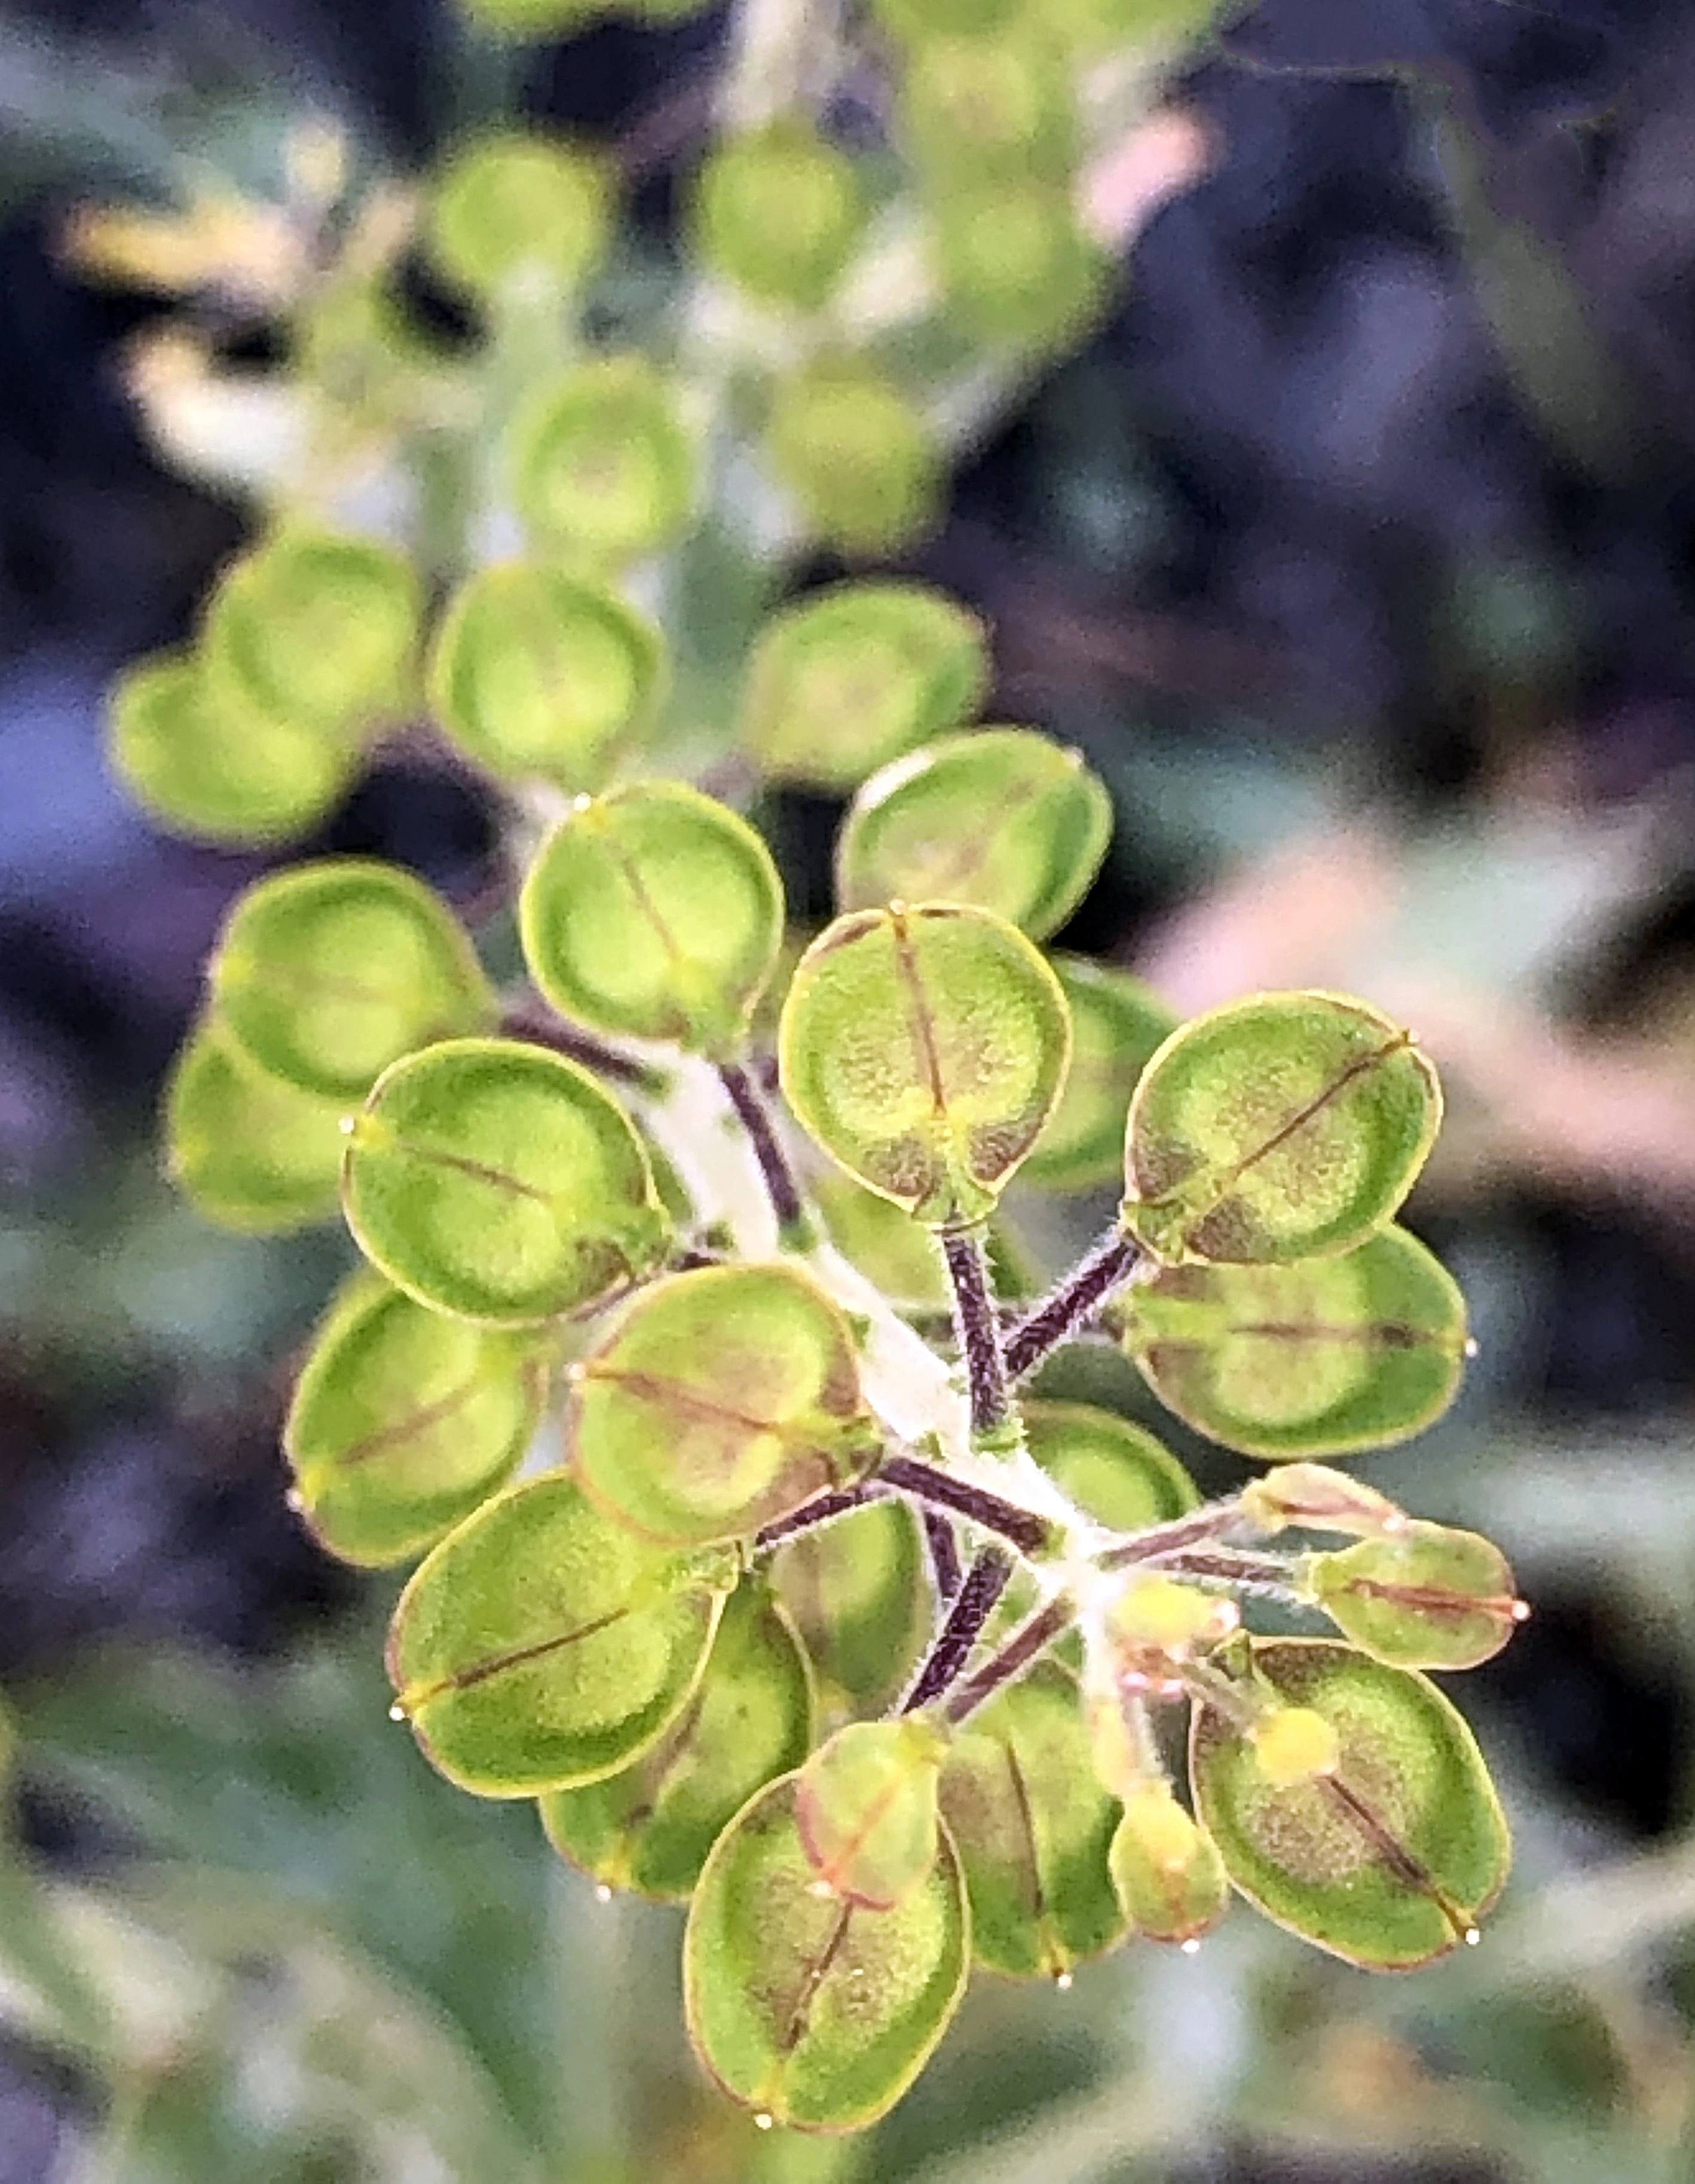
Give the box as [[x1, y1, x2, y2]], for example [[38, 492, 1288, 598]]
[[284, 1273, 551, 1567], [778, 903, 1071, 1226], [1308, 1522, 1526, 1672], [1122, 1226, 1469, 1458], [387, 1474, 736, 1796], [1123, 992, 1442, 1267], [519, 784, 783, 1055], [683, 1772, 969, 2132], [938, 1658, 1126, 1979], [1189, 1638, 1510, 1969], [207, 860, 494, 1103], [427, 563, 665, 788], [341, 1037, 670, 1324], [796, 1718, 949, 1909], [570, 1264, 881, 1547], [1240, 1463, 1409, 1539], [541, 1579, 813, 1901], [738, 580, 989, 791], [510, 356, 695, 567], [836, 728, 1113, 942]]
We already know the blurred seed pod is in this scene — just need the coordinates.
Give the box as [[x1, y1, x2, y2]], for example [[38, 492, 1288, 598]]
[[1022, 959, 1177, 1191], [692, 122, 866, 312], [426, 130, 613, 302], [510, 356, 696, 567], [764, 362, 940, 559], [427, 561, 665, 787], [165, 1018, 348, 1234], [284, 1271, 551, 1567], [739, 579, 990, 791], [109, 647, 356, 846], [836, 726, 1113, 940]]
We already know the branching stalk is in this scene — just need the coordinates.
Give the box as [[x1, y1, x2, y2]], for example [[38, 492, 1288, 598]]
[[1003, 1223, 1144, 1383], [901, 1546, 1012, 1713], [939, 1225, 1014, 1446], [716, 1058, 816, 1247], [941, 1594, 1075, 1726], [879, 1454, 1055, 1558]]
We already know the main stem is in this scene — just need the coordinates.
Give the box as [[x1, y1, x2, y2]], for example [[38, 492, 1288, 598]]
[[901, 1546, 1012, 1713]]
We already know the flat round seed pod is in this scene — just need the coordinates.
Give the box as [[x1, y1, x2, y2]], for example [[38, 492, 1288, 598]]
[[208, 860, 493, 1103], [1022, 1402, 1198, 1530], [284, 1272, 551, 1567], [938, 1658, 1125, 1978], [165, 1020, 348, 1234], [1022, 959, 1177, 1191], [510, 356, 695, 567], [771, 1498, 931, 1721], [1107, 1782, 1229, 1947], [765, 363, 940, 559], [739, 580, 990, 791], [836, 727, 1112, 941], [683, 1772, 969, 2131], [341, 1037, 670, 1325], [796, 1718, 948, 1909], [387, 1473, 735, 1797], [1123, 1225, 1468, 1459], [109, 647, 354, 846], [519, 784, 783, 1054], [426, 130, 612, 300], [873, 0, 1023, 36], [427, 562, 665, 787], [1189, 1638, 1510, 1969], [540, 1579, 814, 1900], [931, 181, 1106, 353], [1123, 992, 1443, 1266], [778, 903, 1072, 1226], [692, 123, 866, 311], [201, 528, 422, 736], [900, 35, 1076, 183], [1308, 1523, 1525, 1672], [570, 1264, 880, 1547]]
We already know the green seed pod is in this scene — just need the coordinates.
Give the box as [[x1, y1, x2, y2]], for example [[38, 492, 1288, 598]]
[[165, 1020, 347, 1233], [797, 1717, 949, 1909], [1023, 959, 1177, 1192], [570, 1264, 880, 1547], [740, 580, 990, 791], [1122, 992, 1443, 1266], [1308, 1523, 1526, 1672], [683, 1772, 969, 2131], [900, 35, 1075, 184], [1189, 1638, 1511, 1968], [1022, 1401, 1198, 1530], [341, 1036, 670, 1325], [772, 1499, 931, 1722], [765, 363, 940, 559], [931, 181, 1106, 353], [388, 1473, 735, 1797], [283, 1272, 550, 1567], [1240, 1463, 1408, 1539], [207, 859, 493, 1103], [108, 647, 354, 846], [779, 903, 1072, 1226], [510, 356, 696, 567], [519, 783, 782, 1054], [814, 1171, 953, 1312], [541, 1579, 814, 1901], [693, 123, 865, 312], [201, 528, 423, 736], [1107, 1781, 1229, 1948], [939, 1659, 1125, 1979], [426, 130, 613, 302], [457, 0, 605, 35], [873, 0, 1023, 37], [1051, 0, 1231, 52], [426, 562, 665, 788], [1122, 1225, 1469, 1459], [836, 727, 1112, 941]]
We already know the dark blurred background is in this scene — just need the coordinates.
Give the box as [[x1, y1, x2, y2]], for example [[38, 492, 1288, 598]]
[[7, 0, 1695, 2178]]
